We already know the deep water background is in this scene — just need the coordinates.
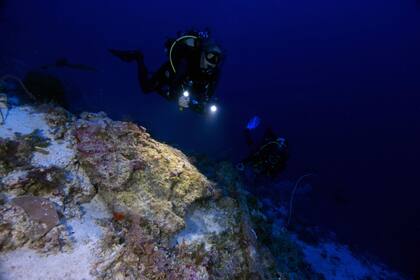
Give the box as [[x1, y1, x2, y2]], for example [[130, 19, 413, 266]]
[[1, 0, 419, 277]]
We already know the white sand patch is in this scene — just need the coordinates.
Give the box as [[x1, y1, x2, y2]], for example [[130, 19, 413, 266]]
[[174, 207, 225, 250], [31, 139, 75, 168], [0, 196, 111, 280], [81, 195, 112, 221], [0, 106, 49, 139], [0, 105, 75, 169]]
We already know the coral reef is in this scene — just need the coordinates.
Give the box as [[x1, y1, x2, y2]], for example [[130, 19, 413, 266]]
[[1, 101, 402, 279], [0, 103, 278, 279], [74, 112, 218, 238]]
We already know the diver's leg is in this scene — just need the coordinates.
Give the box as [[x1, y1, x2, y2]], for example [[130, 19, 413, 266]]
[[135, 56, 155, 93], [108, 49, 155, 93], [132, 52, 171, 94]]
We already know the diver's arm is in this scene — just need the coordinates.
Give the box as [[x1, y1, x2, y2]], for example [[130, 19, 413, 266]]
[[134, 55, 156, 93]]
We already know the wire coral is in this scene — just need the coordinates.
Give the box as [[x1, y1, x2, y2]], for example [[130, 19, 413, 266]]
[[0, 74, 36, 100], [0, 74, 36, 124], [23, 71, 67, 107], [0, 93, 7, 124], [287, 174, 316, 228]]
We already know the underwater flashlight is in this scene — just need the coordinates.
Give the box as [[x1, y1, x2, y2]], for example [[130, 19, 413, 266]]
[[210, 105, 218, 113], [183, 91, 190, 97]]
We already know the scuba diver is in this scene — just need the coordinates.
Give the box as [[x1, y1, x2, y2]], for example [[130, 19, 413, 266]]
[[109, 29, 222, 114], [238, 116, 289, 178]]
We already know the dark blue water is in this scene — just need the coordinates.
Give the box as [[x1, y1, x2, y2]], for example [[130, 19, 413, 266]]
[[1, 0, 419, 277]]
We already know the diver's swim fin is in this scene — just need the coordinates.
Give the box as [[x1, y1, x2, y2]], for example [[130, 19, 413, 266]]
[[108, 49, 143, 62]]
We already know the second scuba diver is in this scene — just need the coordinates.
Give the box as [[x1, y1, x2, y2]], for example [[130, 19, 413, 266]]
[[109, 29, 222, 114], [238, 116, 289, 178]]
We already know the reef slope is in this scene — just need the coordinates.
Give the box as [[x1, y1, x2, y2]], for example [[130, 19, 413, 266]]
[[0, 105, 278, 279]]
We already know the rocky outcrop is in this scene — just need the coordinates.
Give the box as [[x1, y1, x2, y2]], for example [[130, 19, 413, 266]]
[[0, 199, 69, 253], [74, 112, 218, 238], [0, 104, 277, 279]]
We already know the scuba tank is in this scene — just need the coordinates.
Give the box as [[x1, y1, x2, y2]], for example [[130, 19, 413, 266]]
[[164, 29, 210, 53], [164, 29, 211, 73]]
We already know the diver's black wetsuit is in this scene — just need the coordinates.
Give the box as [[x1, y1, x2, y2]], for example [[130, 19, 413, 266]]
[[134, 38, 220, 112]]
